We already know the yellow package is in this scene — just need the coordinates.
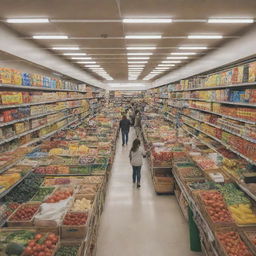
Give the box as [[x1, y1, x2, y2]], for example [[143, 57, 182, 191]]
[[0, 68, 12, 84]]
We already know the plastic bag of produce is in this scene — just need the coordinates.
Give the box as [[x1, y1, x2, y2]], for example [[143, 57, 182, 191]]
[[34, 197, 72, 226]]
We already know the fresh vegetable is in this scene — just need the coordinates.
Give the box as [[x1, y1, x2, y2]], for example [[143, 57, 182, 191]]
[[55, 245, 79, 256], [31, 187, 55, 201], [4, 173, 43, 203], [9, 204, 39, 222], [217, 231, 253, 256], [5, 230, 35, 245], [199, 191, 233, 224], [44, 188, 73, 203], [72, 197, 91, 212], [23, 233, 58, 256], [63, 212, 88, 225], [5, 242, 24, 256]]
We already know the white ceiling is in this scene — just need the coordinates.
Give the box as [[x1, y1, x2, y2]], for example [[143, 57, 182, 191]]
[[0, 0, 256, 88]]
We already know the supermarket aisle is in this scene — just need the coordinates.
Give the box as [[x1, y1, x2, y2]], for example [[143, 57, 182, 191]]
[[96, 128, 201, 256]]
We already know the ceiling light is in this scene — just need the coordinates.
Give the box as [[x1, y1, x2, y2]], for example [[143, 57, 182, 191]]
[[155, 67, 170, 70], [91, 68, 104, 70], [128, 61, 148, 64], [128, 57, 150, 60], [125, 35, 162, 39], [179, 46, 207, 50], [85, 65, 100, 68], [128, 68, 144, 70], [164, 60, 182, 63], [63, 53, 86, 56], [77, 61, 96, 64], [106, 78, 114, 80], [6, 18, 49, 23], [127, 52, 153, 55], [123, 18, 172, 23], [33, 35, 68, 39], [171, 52, 196, 55], [126, 46, 156, 50], [128, 65, 145, 67], [166, 57, 188, 59], [208, 18, 254, 23], [188, 35, 223, 39], [71, 57, 92, 60], [53, 47, 80, 50]]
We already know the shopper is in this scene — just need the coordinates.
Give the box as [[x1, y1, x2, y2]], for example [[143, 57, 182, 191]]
[[119, 115, 131, 146], [129, 138, 146, 188], [127, 107, 135, 126], [134, 111, 142, 138]]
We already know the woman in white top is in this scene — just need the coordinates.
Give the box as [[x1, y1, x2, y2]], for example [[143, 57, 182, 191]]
[[129, 138, 146, 188]]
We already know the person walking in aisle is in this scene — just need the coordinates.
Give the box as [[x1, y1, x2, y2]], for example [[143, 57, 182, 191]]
[[134, 110, 142, 138], [129, 138, 146, 188], [119, 115, 131, 146]]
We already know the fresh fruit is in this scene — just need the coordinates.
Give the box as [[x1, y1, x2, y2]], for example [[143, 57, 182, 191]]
[[63, 212, 88, 225], [44, 188, 73, 203], [9, 204, 39, 222], [199, 191, 233, 224], [217, 231, 253, 256]]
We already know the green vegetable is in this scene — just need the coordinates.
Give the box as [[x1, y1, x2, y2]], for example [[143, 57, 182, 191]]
[[4, 173, 43, 203], [5, 242, 24, 255], [55, 245, 79, 256], [5, 231, 35, 245], [31, 187, 55, 201], [216, 183, 250, 206]]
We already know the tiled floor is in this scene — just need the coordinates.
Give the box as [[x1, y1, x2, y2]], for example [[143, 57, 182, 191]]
[[96, 129, 202, 256]]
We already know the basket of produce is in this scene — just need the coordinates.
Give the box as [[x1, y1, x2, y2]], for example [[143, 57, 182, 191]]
[[55, 240, 84, 256], [153, 170, 174, 194], [216, 183, 256, 228], [198, 190, 234, 230], [216, 229, 254, 256], [241, 231, 256, 255], [77, 184, 99, 195], [70, 194, 94, 212], [22, 232, 59, 256], [187, 181, 216, 197], [177, 166, 205, 182], [7, 202, 41, 227], [61, 212, 89, 240], [0, 228, 36, 256], [30, 187, 55, 202]]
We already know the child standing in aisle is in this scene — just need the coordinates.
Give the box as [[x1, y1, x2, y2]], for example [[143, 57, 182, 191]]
[[129, 138, 146, 188]]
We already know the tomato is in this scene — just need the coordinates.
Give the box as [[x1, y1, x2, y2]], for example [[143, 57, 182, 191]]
[[38, 252, 45, 256], [45, 240, 52, 248], [35, 234, 43, 241], [24, 247, 33, 255]]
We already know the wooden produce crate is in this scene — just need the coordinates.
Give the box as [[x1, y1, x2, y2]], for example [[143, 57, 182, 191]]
[[153, 168, 174, 194], [241, 231, 256, 255], [7, 202, 40, 227], [215, 229, 254, 256], [61, 212, 89, 240], [54, 240, 84, 256]]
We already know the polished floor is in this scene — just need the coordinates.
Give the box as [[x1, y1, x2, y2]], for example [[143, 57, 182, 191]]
[[96, 129, 202, 256]]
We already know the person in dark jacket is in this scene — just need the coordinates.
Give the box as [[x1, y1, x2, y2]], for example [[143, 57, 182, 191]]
[[119, 115, 131, 146]]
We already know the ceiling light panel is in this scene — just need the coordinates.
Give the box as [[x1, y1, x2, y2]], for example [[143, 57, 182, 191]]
[[188, 35, 223, 39], [6, 18, 49, 23], [128, 61, 148, 64], [125, 35, 162, 39], [123, 18, 172, 23], [77, 61, 96, 64], [158, 64, 175, 67], [71, 57, 92, 60], [208, 18, 254, 23], [33, 35, 68, 39], [85, 65, 100, 67], [164, 60, 182, 63], [53, 47, 80, 50], [179, 46, 207, 50], [159, 63, 176, 66]]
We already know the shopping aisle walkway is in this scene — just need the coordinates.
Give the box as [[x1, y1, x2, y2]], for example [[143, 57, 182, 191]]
[[96, 129, 202, 256]]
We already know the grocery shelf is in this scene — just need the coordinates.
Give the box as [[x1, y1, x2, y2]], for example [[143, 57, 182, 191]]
[[0, 97, 87, 110], [183, 122, 256, 166], [177, 98, 256, 107], [0, 114, 74, 146], [0, 83, 87, 93], [171, 82, 256, 92], [187, 107, 256, 125], [182, 114, 256, 144], [0, 170, 31, 199]]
